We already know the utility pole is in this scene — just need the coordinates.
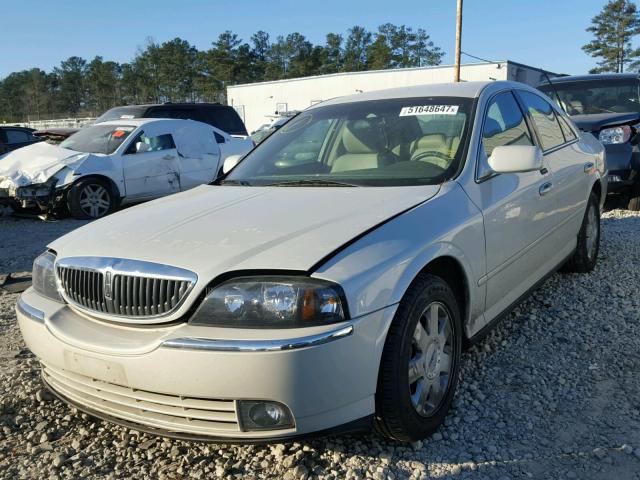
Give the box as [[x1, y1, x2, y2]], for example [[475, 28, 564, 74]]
[[454, 0, 463, 82]]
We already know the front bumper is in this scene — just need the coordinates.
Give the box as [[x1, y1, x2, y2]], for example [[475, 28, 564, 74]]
[[16, 288, 395, 442]]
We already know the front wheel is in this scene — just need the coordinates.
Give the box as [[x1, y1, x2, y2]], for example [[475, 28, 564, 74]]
[[375, 274, 462, 442], [67, 178, 115, 220], [563, 192, 600, 273]]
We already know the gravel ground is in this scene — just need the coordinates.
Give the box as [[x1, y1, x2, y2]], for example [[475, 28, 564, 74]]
[[1, 211, 639, 480]]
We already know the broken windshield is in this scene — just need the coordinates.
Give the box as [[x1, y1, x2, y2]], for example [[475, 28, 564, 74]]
[[60, 125, 135, 155]]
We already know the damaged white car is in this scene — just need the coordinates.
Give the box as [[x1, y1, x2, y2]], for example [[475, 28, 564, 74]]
[[0, 118, 243, 219]]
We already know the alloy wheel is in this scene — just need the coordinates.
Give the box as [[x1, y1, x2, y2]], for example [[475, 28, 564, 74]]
[[409, 301, 455, 417], [78, 184, 111, 218]]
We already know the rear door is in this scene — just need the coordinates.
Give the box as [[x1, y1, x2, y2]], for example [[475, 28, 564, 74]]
[[121, 130, 180, 199]]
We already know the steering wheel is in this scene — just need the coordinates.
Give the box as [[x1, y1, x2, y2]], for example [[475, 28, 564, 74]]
[[411, 150, 451, 164]]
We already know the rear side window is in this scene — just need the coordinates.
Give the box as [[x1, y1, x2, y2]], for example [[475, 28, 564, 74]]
[[203, 108, 246, 136], [519, 91, 566, 151], [147, 106, 248, 136], [482, 92, 533, 157], [557, 115, 577, 142], [6, 129, 30, 144]]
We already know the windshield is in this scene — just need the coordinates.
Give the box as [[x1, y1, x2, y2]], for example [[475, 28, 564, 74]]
[[540, 79, 640, 115], [225, 96, 473, 187], [60, 125, 135, 154], [95, 106, 147, 123]]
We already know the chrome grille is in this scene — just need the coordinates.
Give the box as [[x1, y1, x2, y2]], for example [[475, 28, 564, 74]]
[[55, 257, 197, 321], [110, 275, 191, 316], [58, 266, 107, 312]]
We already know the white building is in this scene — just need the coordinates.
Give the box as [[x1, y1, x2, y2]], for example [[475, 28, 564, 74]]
[[227, 60, 560, 133]]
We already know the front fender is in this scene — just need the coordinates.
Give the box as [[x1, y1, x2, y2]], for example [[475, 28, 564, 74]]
[[312, 182, 486, 336]]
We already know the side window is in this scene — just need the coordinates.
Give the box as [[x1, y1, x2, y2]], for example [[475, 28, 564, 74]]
[[519, 91, 566, 150], [214, 132, 226, 144], [482, 92, 533, 158], [6, 129, 30, 144], [126, 132, 176, 154], [557, 114, 577, 142]]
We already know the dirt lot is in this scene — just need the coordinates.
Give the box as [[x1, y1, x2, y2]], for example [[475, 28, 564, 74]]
[[0, 212, 639, 479]]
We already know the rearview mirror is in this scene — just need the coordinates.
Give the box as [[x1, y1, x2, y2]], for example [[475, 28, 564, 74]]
[[488, 145, 543, 174], [136, 142, 150, 153], [222, 154, 243, 174]]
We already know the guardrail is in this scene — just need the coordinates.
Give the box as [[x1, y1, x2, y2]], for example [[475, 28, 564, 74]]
[[2, 117, 96, 130]]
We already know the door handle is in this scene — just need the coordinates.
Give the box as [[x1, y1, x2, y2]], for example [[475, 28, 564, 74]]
[[584, 162, 595, 173], [539, 181, 553, 196], [163, 154, 175, 160]]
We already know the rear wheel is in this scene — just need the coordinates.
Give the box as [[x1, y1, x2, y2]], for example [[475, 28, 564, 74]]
[[375, 274, 462, 441], [563, 192, 600, 273], [67, 178, 115, 219]]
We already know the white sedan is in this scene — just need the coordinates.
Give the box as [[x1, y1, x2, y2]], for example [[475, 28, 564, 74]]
[[17, 81, 605, 442], [0, 118, 251, 219]]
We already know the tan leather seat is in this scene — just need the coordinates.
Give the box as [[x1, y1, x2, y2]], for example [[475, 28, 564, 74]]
[[410, 134, 451, 169], [332, 120, 392, 172], [567, 100, 584, 115]]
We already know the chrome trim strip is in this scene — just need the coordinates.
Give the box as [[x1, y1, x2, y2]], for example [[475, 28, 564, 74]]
[[162, 325, 354, 352], [16, 297, 45, 324]]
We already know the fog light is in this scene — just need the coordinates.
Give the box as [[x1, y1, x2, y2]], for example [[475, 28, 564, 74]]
[[608, 174, 622, 183], [237, 400, 295, 431]]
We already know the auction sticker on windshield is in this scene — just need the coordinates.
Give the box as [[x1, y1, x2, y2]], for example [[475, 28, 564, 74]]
[[399, 105, 459, 116]]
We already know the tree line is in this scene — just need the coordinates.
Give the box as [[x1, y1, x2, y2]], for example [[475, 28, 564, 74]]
[[0, 24, 443, 123]]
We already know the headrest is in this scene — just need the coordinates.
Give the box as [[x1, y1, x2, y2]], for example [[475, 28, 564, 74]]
[[342, 119, 386, 154], [412, 134, 447, 152]]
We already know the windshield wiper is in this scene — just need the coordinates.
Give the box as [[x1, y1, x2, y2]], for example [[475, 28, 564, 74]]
[[265, 179, 361, 187], [220, 179, 252, 186]]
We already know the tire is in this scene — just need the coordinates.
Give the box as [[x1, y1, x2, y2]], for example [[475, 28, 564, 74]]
[[67, 177, 115, 220], [628, 195, 640, 211], [563, 192, 600, 273], [375, 274, 462, 442]]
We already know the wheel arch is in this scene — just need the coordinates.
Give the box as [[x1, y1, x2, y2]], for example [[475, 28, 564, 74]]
[[68, 174, 123, 201], [388, 244, 479, 341]]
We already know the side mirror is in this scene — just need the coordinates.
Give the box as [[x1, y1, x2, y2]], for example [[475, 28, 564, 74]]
[[222, 154, 243, 174], [488, 145, 543, 174]]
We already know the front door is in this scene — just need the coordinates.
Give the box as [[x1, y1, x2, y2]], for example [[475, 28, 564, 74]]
[[517, 90, 592, 238], [122, 131, 180, 199]]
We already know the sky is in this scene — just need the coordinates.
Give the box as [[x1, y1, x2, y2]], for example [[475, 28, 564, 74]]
[[0, 0, 627, 79]]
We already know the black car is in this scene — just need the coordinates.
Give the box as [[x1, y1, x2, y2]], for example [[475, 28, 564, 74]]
[[95, 103, 248, 137], [0, 126, 41, 155], [538, 73, 640, 209]]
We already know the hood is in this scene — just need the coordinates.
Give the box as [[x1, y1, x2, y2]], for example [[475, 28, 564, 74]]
[[0, 141, 87, 187], [570, 112, 640, 132], [49, 184, 440, 283]]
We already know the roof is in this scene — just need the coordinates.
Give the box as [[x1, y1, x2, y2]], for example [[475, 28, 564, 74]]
[[96, 118, 200, 127], [543, 73, 640, 85], [314, 81, 524, 107], [111, 103, 224, 109]]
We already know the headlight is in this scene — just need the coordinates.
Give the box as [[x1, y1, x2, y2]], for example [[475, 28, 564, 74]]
[[32, 251, 63, 302], [189, 276, 347, 328], [598, 125, 632, 144]]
